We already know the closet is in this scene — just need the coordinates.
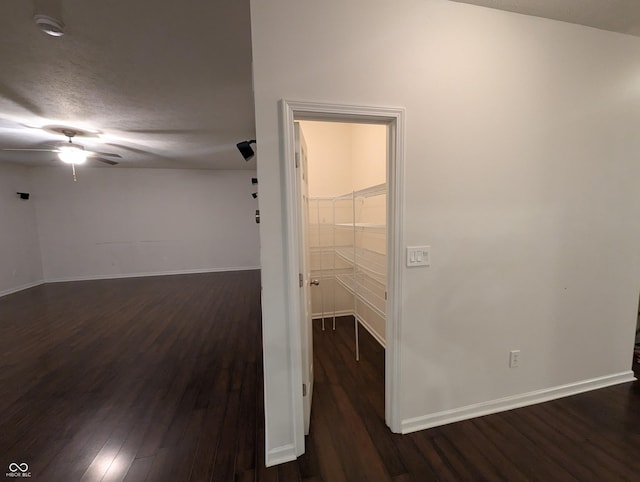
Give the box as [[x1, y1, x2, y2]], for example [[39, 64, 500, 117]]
[[303, 120, 387, 359]]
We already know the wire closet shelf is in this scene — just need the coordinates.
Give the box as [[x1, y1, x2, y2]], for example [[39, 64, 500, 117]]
[[309, 182, 387, 360]]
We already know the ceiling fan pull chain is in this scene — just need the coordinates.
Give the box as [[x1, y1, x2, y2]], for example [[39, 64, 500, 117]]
[[72, 163, 77, 182]]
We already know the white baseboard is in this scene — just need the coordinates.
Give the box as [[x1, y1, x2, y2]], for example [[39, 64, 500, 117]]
[[265, 443, 297, 467], [401, 371, 636, 434], [45, 266, 261, 284], [312, 309, 353, 319], [1, 268, 261, 296], [312, 310, 387, 348], [0, 280, 45, 298], [356, 315, 386, 348]]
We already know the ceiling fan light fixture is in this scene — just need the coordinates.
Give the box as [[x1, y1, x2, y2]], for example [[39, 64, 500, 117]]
[[58, 146, 87, 164], [34, 14, 65, 37]]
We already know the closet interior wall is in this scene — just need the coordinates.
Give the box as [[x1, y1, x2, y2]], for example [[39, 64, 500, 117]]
[[302, 120, 387, 348]]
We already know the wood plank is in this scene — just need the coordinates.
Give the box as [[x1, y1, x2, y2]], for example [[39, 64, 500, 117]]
[[121, 456, 154, 482], [0, 272, 639, 481]]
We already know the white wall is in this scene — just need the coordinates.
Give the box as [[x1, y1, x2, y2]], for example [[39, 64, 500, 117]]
[[251, 0, 640, 464], [299, 121, 353, 197], [351, 123, 386, 192], [0, 163, 43, 295], [31, 167, 260, 280], [301, 121, 386, 195]]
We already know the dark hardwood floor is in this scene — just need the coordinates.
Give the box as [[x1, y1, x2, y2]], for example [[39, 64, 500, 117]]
[[0, 271, 267, 482], [307, 317, 640, 481], [0, 271, 638, 481]]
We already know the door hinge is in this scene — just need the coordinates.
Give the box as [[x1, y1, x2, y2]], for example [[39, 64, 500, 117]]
[[295, 152, 300, 168], [299, 273, 303, 288], [303, 383, 307, 396]]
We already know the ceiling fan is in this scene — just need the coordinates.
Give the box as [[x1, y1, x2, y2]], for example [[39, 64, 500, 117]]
[[1, 128, 122, 181], [1, 128, 122, 166]]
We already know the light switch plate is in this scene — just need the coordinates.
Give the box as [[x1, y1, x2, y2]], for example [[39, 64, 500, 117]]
[[407, 246, 430, 267]]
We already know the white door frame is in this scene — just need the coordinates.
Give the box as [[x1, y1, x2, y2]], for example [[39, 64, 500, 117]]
[[280, 100, 405, 456]]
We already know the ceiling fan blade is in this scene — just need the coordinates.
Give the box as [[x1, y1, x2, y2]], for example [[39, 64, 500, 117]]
[[94, 157, 119, 166], [1, 148, 58, 152], [88, 150, 122, 158], [122, 128, 209, 135], [104, 143, 152, 155]]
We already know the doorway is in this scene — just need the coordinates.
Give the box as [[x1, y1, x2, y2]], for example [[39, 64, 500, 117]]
[[280, 101, 405, 457], [303, 119, 387, 348]]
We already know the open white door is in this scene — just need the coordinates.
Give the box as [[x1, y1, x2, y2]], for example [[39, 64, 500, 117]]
[[279, 101, 405, 462], [295, 122, 314, 435]]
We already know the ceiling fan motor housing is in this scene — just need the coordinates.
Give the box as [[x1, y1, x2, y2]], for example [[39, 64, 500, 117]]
[[34, 14, 65, 37]]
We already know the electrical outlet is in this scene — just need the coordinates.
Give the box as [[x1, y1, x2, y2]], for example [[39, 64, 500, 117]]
[[509, 350, 520, 368]]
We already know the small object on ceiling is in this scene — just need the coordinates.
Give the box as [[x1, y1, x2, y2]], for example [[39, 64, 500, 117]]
[[252, 192, 258, 199], [16, 192, 30, 200], [236, 139, 256, 161], [255, 209, 260, 224], [34, 14, 65, 37], [251, 177, 258, 184]]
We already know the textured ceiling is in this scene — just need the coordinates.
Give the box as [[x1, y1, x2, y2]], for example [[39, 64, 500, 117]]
[[451, 0, 640, 37], [3, 1, 636, 171], [0, 0, 256, 169]]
